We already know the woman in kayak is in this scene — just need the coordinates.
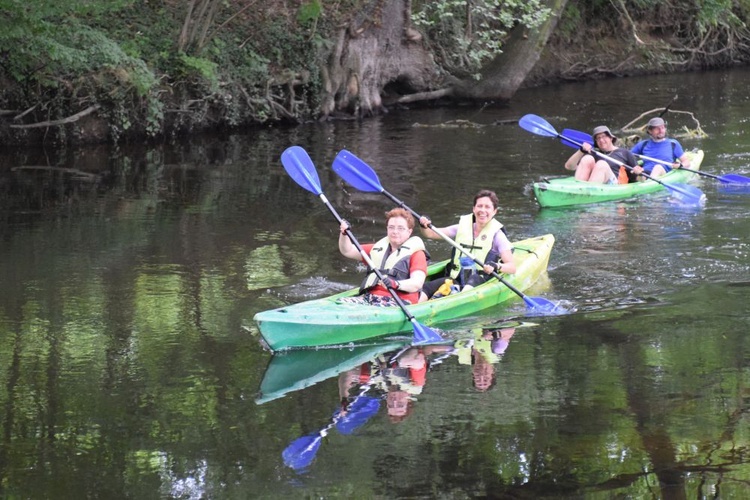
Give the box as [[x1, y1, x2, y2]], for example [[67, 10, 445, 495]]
[[338, 207, 427, 306], [417, 189, 515, 301], [564, 125, 643, 184]]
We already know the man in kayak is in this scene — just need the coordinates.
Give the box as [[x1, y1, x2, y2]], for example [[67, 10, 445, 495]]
[[338, 207, 427, 306], [417, 189, 515, 301], [631, 116, 691, 178], [564, 125, 643, 183]]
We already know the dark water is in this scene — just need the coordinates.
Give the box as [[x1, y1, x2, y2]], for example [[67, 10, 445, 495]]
[[1, 68, 750, 498]]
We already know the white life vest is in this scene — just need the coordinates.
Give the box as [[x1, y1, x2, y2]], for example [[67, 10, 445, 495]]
[[360, 235, 426, 292]]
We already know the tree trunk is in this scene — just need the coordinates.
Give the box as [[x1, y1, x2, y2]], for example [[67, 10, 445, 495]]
[[320, 0, 439, 118], [453, 0, 569, 101]]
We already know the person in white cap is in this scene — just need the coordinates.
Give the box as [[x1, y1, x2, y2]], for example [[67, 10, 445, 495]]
[[630, 116, 691, 178], [564, 125, 643, 184]]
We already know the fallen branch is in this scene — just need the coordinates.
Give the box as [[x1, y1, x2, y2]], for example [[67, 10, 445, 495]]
[[14, 103, 39, 121], [394, 88, 453, 104], [620, 108, 707, 142], [10, 165, 100, 181], [9, 104, 101, 129]]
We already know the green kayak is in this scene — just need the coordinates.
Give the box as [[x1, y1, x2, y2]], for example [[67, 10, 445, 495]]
[[532, 150, 704, 208], [253, 234, 555, 351]]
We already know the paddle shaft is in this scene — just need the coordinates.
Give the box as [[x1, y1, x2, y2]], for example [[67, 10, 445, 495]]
[[633, 152, 726, 181], [659, 95, 678, 117], [379, 191, 537, 305]]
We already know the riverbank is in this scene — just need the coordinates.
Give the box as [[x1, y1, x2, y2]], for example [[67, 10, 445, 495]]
[[2, 1, 749, 148]]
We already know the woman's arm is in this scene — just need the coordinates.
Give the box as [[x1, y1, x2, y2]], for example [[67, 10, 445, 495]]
[[338, 221, 363, 260]]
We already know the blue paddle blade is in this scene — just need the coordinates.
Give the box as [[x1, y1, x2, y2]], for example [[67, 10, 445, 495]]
[[335, 396, 381, 435], [282, 434, 323, 471], [718, 173, 750, 184], [518, 114, 559, 138], [332, 150, 384, 193], [561, 128, 592, 149], [718, 182, 750, 194], [412, 321, 443, 344], [664, 183, 706, 204], [280, 146, 323, 196], [523, 296, 564, 315]]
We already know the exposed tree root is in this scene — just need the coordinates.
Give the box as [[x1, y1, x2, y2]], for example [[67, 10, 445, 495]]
[[9, 105, 101, 129]]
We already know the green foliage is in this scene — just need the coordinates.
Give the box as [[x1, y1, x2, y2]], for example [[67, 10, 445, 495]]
[[412, 0, 551, 77], [0, 9, 156, 92], [175, 53, 219, 88], [298, 0, 324, 26], [693, 0, 748, 33]]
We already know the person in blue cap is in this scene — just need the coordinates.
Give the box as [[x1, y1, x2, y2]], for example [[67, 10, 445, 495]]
[[631, 117, 691, 178]]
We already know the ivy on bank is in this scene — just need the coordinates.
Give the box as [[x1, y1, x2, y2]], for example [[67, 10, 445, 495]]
[[1, 0, 750, 145]]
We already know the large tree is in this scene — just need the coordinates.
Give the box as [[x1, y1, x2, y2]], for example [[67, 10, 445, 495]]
[[318, 0, 563, 118]]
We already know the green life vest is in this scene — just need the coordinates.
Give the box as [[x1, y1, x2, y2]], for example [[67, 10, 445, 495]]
[[360, 235, 426, 293], [449, 214, 504, 279]]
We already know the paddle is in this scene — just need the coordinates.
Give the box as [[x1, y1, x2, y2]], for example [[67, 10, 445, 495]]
[[280, 146, 442, 344], [659, 94, 678, 117], [518, 114, 706, 205], [282, 383, 377, 471], [634, 152, 750, 185], [562, 128, 750, 185], [332, 149, 561, 315]]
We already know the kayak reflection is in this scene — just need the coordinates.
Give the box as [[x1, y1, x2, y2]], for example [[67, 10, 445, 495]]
[[269, 322, 527, 472], [255, 340, 408, 405]]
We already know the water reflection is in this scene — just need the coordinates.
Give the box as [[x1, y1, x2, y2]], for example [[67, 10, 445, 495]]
[[264, 322, 524, 472], [3, 69, 750, 498]]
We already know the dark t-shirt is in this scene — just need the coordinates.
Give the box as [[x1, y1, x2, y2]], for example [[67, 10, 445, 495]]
[[593, 147, 639, 181]]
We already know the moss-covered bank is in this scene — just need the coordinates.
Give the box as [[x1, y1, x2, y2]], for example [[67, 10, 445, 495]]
[[1, 0, 749, 147]]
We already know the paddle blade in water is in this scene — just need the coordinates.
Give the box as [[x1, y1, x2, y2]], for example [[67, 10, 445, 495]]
[[518, 114, 559, 138], [718, 173, 750, 185], [666, 183, 706, 205], [332, 150, 384, 193], [280, 146, 323, 195], [560, 128, 592, 149], [718, 182, 750, 194], [411, 321, 443, 344], [335, 396, 381, 435], [524, 296, 566, 316], [282, 434, 323, 471]]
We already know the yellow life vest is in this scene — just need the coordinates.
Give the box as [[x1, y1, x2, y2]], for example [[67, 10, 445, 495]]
[[455, 330, 500, 364], [449, 214, 504, 279]]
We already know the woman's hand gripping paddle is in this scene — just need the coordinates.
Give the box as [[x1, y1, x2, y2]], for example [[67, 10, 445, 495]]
[[280, 146, 442, 345], [332, 149, 563, 316], [518, 114, 706, 205]]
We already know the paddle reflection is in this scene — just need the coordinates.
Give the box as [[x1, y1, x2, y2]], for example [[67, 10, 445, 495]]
[[339, 344, 452, 424], [273, 323, 523, 472]]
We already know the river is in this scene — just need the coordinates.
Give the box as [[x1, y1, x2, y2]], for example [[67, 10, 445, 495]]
[[1, 68, 750, 498]]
